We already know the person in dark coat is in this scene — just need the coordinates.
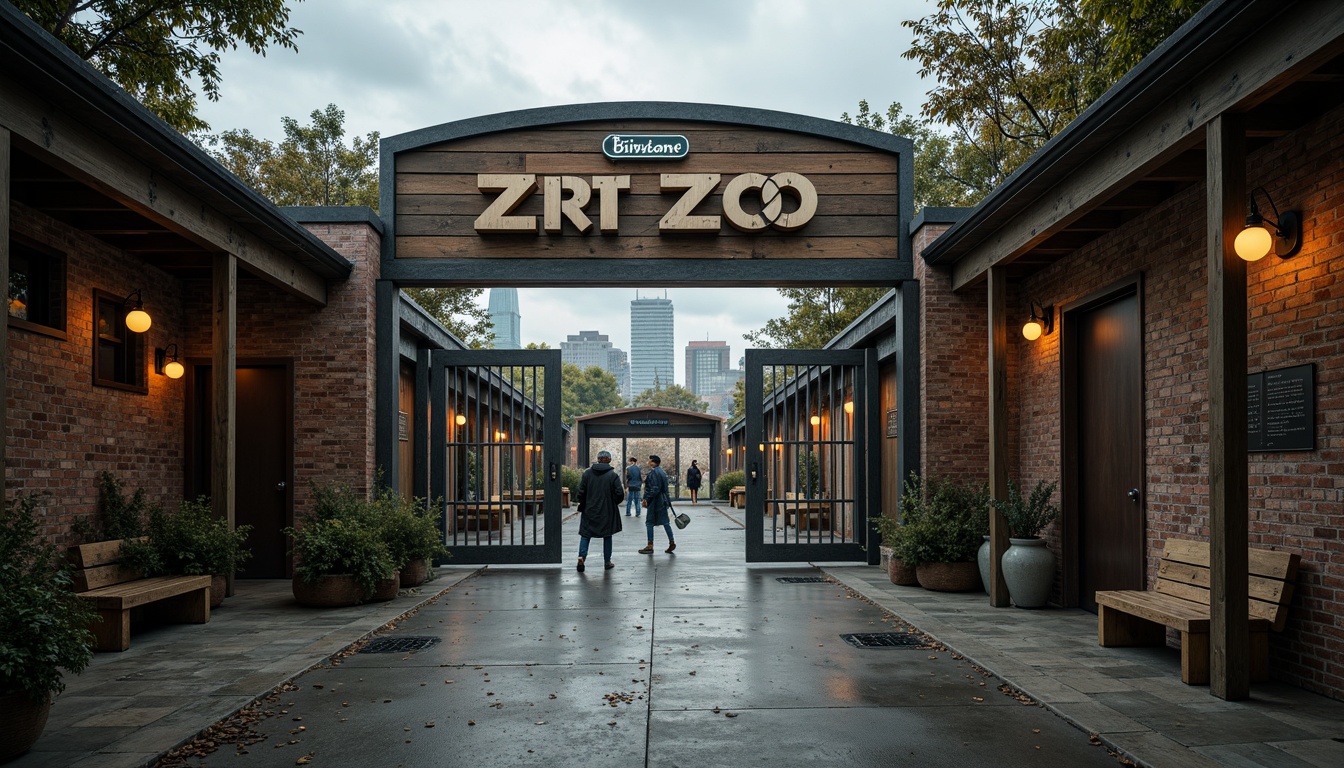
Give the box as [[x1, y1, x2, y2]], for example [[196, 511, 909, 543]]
[[685, 459, 703, 504], [639, 455, 676, 554], [625, 457, 643, 517], [576, 449, 624, 572]]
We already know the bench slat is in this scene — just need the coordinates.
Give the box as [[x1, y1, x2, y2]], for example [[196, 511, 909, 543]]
[[73, 563, 144, 592], [68, 537, 148, 569], [81, 575, 212, 610], [1162, 539, 1300, 581]]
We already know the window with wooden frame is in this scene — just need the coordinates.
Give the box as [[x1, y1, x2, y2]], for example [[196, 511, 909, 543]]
[[7, 236, 67, 338], [92, 289, 147, 394]]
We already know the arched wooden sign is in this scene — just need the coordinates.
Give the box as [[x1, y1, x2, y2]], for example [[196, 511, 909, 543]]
[[379, 103, 912, 287]]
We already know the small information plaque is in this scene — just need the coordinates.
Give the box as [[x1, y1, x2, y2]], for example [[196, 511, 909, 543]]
[[886, 409, 899, 439], [398, 411, 409, 442], [1248, 364, 1314, 452]]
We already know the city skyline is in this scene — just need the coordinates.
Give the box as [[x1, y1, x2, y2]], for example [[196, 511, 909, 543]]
[[630, 294, 675, 398]]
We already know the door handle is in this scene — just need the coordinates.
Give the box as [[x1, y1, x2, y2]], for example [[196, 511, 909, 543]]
[[275, 481, 287, 492], [1127, 488, 1140, 502]]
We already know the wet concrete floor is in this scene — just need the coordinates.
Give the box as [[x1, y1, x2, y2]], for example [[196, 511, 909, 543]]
[[175, 504, 1122, 767]]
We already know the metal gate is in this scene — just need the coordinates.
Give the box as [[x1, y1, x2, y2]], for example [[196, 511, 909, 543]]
[[744, 349, 878, 563], [430, 349, 563, 564]]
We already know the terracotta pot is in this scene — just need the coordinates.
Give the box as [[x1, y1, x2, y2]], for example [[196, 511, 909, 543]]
[[889, 556, 919, 586], [209, 574, 227, 608], [292, 574, 368, 607], [400, 558, 430, 587], [371, 571, 401, 602], [0, 690, 51, 762], [916, 561, 982, 592]]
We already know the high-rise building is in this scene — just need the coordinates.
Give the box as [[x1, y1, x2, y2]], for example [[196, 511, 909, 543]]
[[685, 340, 730, 395], [487, 288, 521, 349], [560, 330, 630, 399], [630, 294, 674, 398]]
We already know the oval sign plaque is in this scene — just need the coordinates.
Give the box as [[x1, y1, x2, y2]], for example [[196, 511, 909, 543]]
[[602, 134, 689, 160]]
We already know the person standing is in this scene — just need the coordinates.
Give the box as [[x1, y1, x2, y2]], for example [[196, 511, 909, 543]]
[[624, 457, 643, 517], [639, 454, 676, 554], [685, 459, 703, 505], [575, 449, 624, 572]]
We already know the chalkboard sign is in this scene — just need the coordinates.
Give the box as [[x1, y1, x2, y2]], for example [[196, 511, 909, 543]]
[[1248, 364, 1314, 452]]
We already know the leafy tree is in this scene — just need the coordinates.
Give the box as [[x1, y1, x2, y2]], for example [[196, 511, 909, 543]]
[[901, 0, 1208, 198], [744, 288, 889, 349], [841, 100, 977, 208], [205, 104, 378, 208], [559, 364, 623, 426], [633, 383, 707, 413], [403, 288, 493, 350], [14, 0, 301, 133], [730, 378, 745, 421]]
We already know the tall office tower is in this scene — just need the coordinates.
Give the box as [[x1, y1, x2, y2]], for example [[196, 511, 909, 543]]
[[685, 340, 731, 395], [630, 293, 674, 399], [487, 288, 521, 349], [609, 348, 631, 400]]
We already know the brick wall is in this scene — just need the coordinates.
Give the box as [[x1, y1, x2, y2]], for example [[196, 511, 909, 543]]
[[7, 203, 185, 547], [1004, 102, 1344, 699], [181, 221, 381, 522], [913, 223, 990, 485], [5, 206, 381, 548]]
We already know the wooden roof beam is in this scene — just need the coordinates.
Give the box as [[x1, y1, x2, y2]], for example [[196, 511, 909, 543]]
[[0, 79, 327, 305], [949, 1, 1344, 291]]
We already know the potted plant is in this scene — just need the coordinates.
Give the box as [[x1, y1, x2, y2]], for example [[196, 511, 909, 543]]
[[143, 497, 252, 607], [990, 478, 1060, 608], [895, 474, 988, 592], [872, 512, 916, 586], [287, 484, 396, 607], [373, 489, 447, 588], [1, 495, 96, 761]]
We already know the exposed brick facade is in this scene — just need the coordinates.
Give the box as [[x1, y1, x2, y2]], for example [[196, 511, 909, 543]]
[[989, 102, 1344, 699], [5, 203, 381, 549]]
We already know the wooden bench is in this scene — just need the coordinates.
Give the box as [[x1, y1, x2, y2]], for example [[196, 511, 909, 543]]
[[781, 502, 832, 530], [1095, 539, 1300, 685], [454, 502, 516, 531], [729, 486, 746, 509], [70, 540, 211, 652]]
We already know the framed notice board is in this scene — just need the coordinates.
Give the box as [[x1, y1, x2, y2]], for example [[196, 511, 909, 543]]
[[1248, 363, 1315, 452]]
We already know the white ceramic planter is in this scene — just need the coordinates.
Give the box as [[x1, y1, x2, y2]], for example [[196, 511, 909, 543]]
[[977, 535, 991, 596], [1001, 537, 1055, 608]]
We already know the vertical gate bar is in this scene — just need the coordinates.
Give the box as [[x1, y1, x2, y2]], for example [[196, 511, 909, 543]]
[[508, 364, 517, 546], [744, 351, 763, 562], [544, 350, 563, 559], [863, 349, 880, 564], [430, 351, 447, 551], [414, 348, 431, 504]]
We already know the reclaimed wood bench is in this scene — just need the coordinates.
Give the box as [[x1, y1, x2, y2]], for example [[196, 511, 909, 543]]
[[70, 540, 211, 652], [781, 502, 832, 530], [729, 486, 746, 509], [1095, 539, 1300, 685], [455, 502, 517, 531]]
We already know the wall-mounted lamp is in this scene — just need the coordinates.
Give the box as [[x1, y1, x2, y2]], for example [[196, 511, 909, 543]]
[[725, 447, 733, 456], [809, 415, 821, 427], [758, 443, 765, 452], [122, 290, 151, 333], [843, 401, 854, 415], [154, 344, 183, 379], [1022, 301, 1054, 341], [1234, 187, 1301, 261], [454, 414, 467, 426]]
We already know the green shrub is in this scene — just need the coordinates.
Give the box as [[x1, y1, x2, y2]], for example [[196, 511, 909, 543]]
[[288, 482, 395, 594], [144, 497, 252, 576], [894, 473, 989, 567], [991, 479, 1059, 538], [560, 466, 583, 499], [871, 512, 902, 550], [0, 495, 96, 702], [372, 489, 448, 566], [714, 470, 745, 500]]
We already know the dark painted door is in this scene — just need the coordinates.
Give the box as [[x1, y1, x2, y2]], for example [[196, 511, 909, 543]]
[[1075, 293, 1144, 611], [192, 365, 291, 578]]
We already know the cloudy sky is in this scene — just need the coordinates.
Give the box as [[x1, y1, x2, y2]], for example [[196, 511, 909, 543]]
[[194, 0, 933, 383]]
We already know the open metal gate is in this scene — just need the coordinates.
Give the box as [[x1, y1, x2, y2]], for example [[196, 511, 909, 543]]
[[430, 349, 563, 564], [744, 349, 878, 563]]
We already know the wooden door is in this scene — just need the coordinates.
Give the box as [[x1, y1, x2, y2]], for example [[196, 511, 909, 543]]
[[190, 364, 292, 578], [1065, 285, 1144, 612]]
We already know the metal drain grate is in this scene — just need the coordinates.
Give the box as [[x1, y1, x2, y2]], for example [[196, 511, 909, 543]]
[[776, 576, 828, 583], [359, 636, 440, 654], [721, 526, 744, 531], [840, 632, 924, 649]]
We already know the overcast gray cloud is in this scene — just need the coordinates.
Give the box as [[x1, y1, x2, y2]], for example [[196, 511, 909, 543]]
[[194, 0, 931, 384]]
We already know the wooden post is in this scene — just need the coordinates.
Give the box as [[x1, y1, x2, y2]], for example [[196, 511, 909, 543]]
[[0, 127, 10, 481], [987, 266, 1011, 607], [212, 253, 237, 595], [1206, 113, 1250, 701]]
